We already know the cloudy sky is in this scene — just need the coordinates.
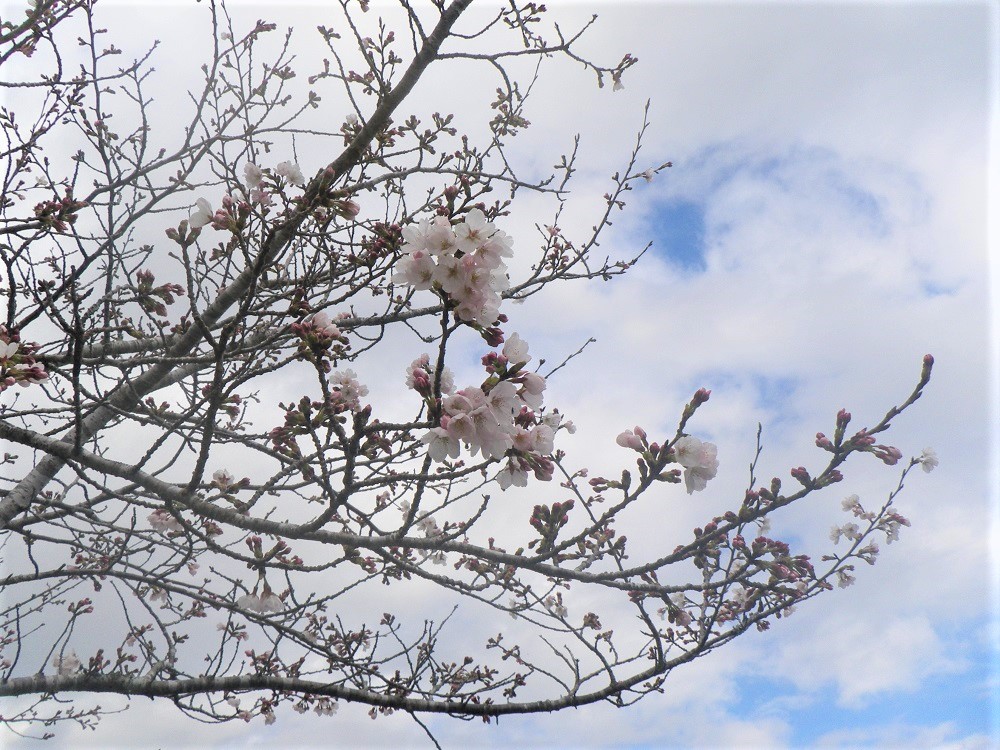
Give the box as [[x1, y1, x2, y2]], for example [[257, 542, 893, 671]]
[[2, 0, 997, 748]]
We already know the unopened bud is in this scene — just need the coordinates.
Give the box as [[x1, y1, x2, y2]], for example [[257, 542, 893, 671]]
[[920, 353, 934, 383], [790, 466, 811, 486]]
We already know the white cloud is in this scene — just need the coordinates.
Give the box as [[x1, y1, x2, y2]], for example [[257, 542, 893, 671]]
[[766, 614, 965, 708], [813, 721, 996, 750]]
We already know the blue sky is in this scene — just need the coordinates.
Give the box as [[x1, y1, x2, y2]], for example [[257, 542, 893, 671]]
[[2, 1, 996, 748]]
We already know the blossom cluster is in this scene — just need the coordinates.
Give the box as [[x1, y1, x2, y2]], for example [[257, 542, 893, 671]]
[[148, 508, 182, 533], [190, 159, 361, 233], [0, 326, 48, 392], [189, 194, 250, 232], [615, 426, 719, 494], [237, 585, 283, 614], [393, 207, 513, 327], [51, 651, 81, 677], [405, 353, 454, 398], [291, 310, 350, 372], [416, 333, 569, 489], [135, 269, 185, 318], [329, 369, 369, 412], [836, 492, 913, 546]]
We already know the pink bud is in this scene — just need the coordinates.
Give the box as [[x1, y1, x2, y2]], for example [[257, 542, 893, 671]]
[[616, 430, 643, 451], [790, 466, 811, 485]]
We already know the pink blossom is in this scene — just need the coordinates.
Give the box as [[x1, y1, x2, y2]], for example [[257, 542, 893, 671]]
[[392, 249, 436, 290], [433, 252, 468, 295], [841, 494, 861, 512], [314, 699, 338, 716], [424, 216, 458, 256], [485, 380, 518, 423], [148, 509, 182, 533], [330, 369, 368, 412], [441, 386, 514, 458], [400, 217, 433, 253], [836, 569, 856, 588], [616, 430, 644, 451], [258, 591, 282, 613], [311, 311, 341, 339], [212, 469, 235, 488], [529, 424, 555, 454], [249, 188, 273, 206], [236, 593, 260, 611], [476, 230, 514, 268]]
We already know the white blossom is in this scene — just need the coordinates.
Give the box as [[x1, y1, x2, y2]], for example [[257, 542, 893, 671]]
[[189, 197, 213, 229], [52, 651, 81, 676], [275, 160, 305, 186], [918, 447, 938, 473]]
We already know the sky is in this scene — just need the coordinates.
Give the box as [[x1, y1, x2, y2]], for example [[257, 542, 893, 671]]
[[1, 0, 998, 748]]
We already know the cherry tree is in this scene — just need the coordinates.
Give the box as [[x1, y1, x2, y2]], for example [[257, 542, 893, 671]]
[[0, 0, 936, 742]]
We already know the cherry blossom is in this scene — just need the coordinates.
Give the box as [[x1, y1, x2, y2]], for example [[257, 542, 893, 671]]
[[454, 208, 495, 253], [243, 162, 263, 188], [274, 160, 305, 186], [672, 435, 719, 494], [329, 369, 369, 412], [421, 426, 461, 462], [917, 447, 938, 473], [517, 371, 546, 409], [836, 569, 856, 588], [497, 459, 529, 490], [544, 594, 568, 619], [393, 209, 511, 326], [502, 332, 530, 365], [189, 197, 213, 229], [310, 311, 341, 339], [841, 494, 861, 512], [829, 522, 861, 544], [148, 509, 182, 533], [52, 651, 81, 676], [616, 429, 644, 451], [212, 469, 235, 488], [405, 354, 454, 396], [0, 3, 940, 733]]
